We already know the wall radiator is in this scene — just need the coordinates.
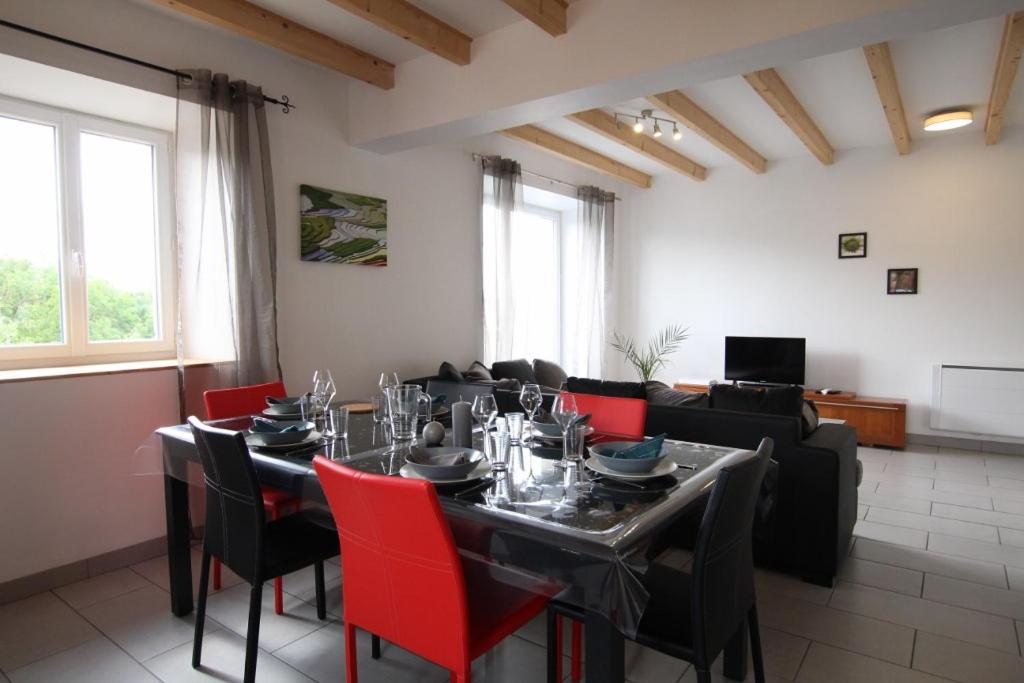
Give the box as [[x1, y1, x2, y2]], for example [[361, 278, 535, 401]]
[[931, 364, 1024, 438]]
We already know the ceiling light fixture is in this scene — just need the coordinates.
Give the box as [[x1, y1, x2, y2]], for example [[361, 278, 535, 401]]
[[632, 117, 644, 133], [614, 109, 683, 142], [652, 121, 663, 138], [672, 124, 682, 141], [923, 109, 973, 132]]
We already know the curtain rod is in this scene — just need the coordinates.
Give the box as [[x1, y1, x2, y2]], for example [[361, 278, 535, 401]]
[[471, 153, 621, 200], [0, 18, 296, 114]]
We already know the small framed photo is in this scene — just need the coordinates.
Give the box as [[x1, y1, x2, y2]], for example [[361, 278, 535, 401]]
[[838, 232, 867, 258], [887, 268, 918, 295]]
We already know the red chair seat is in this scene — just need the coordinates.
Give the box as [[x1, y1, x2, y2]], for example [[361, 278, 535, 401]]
[[463, 557, 555, 659], [260, 487, 298, 506]]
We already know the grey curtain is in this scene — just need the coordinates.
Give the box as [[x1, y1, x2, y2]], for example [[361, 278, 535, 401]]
[[175, 70, 282, 409], [568, 185, 615, 377], [480, 156, 522, 363]]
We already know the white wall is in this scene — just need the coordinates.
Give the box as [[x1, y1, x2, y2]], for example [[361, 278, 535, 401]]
[[617, 130, 1024, 440]]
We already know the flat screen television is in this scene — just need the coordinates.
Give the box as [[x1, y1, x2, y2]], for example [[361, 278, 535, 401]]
[[725, 336, 806, 385]]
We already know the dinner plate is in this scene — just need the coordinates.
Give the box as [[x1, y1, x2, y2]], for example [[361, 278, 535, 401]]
[[584, 456, 678, 480], [529, 425, 594, 442], [399, 459, 492, 485], [261, 407, 304, 419], [245, 431, 323, 451]]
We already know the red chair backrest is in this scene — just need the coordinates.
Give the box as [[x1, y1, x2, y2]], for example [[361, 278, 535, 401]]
[[312, 456, 471, 672], [204, 381, 287, 420], [563, 391, 648, 441]]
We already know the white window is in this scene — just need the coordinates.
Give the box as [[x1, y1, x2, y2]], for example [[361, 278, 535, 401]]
[[0, 96, 174, 369]]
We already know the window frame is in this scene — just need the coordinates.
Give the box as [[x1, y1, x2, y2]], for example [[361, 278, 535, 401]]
[[0, 95, 176, 370]]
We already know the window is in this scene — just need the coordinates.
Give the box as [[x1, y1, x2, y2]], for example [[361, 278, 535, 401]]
[[0, 96, 174, 368]]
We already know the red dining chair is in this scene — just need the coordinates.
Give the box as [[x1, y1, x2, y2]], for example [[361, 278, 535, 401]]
[[313, 456, 559, 683], [204, 381, 301, 615], [564, 391, 648, 443]]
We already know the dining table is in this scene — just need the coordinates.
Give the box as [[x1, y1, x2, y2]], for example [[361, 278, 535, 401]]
[[156, 408, 756, 683]]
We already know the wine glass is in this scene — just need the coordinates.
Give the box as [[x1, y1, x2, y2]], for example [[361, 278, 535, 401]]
[[377, 372, 400, 395], [519, 383, 542, 441], [471, 394, 498, 438], [313, 369, 336, 410], [550, 393, 579, 467]]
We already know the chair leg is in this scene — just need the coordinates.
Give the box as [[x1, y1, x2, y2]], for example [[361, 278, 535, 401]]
[[269, 506, 284, 615], [243, 582, 263, 683], [191, 550, 211, 669], [371, 634, 381, 659], [451, 669, 470, 683], [314, 560, 326, 620], [212, 558, 222, 591], [570, 620, 582, 682], [748, 605, 767, 683], [695, 669, 712, 683], [546, 609, 560, 683], [345, 622, 358, 683]]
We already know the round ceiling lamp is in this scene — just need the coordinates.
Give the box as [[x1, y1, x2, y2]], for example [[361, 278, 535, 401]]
[[923, 110, 973, 132]]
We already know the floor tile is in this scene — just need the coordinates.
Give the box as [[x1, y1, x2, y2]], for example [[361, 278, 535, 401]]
[[999, 526, 1024, 548], [1008, 566, 1024, 592], [6, 636, 159, 683], [52, 568, 152, 610], [856, 492, 931, 515], [871, 472, 934, 489], [1017, 620, 1023, 654], [757, 589, 914, 665], [753, 626, 809, 681], [994, 498, 1024, 515], [853, 521, 927, 549], [874, 484, 993, 510], [796, 641, 949, 683], [145, 628, 316, 682], [928, 532, 1024, 569], [837, 557, 922, 596], [754, 570, 833, 606], [851, 538, 1008, 587], [988, 476, 1024, 491], [884, 464, 989, 485], [618, 638, 690, 683], [828, 581, 1019, 654], [865, 507, 999, 542], [859, 480, 879, 494], [131, 550, 244, 596], [204, 580, 329, 652], [930, 502, 1024, 531], [272, 622, 444, 683], [912, 631, 1024, 683], [857, 504, 868, 520], [935, 479, 1024, 503], [923, 573, 1024, 620], [77, 584, 208, 662], [857, 447, 893, 463], [279, 563, 342, 603], [0, 592, 99, 671]]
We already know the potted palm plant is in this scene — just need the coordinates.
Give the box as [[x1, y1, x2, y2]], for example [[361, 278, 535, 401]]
[[610, 324, 690, 382]]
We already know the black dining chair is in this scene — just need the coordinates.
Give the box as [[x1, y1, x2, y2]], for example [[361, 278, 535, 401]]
[[547, 438, 774, 683], [187, 416, 339, 683]]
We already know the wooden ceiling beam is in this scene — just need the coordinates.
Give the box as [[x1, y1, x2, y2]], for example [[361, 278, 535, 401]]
[[567, 108, 707, 182], [501, 125, 651, 188], [985, 12, 1024, 145], [863, 42, 911, 155], [154, 0, 395, 88], [323, 0, 471, 66], [743, 68, 835, 165], [502, 0, 567, 37], [648, 90, 767, 174]]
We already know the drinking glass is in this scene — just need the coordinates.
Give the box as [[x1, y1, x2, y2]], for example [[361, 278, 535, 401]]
[[519, 384, 542, 441], [371, 394, 387, 423], [386, 384, 422, 443], [471, 394, 498, 435], [494, 416, 508, 433], [300, 394, 323, 432], [326, 406, 349, 439], [378, 372, 400, 394], [417, 391, 433, 425], [563, 423, 587, 464], [551, 394, 579, 467], [506, 412, 524, 444], [313, 369, 336, 410], [489, 431, 510, 472]]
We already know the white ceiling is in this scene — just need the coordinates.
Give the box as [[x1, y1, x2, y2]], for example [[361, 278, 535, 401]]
[[536, 16, 1024, 175]]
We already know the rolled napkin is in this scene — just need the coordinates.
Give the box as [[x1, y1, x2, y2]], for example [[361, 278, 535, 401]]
[[572, 413, 592, 427], [409, 448, 467, 466], [266, 396, 300, 406], [251, 417, 305, 433], [431, 394, 446, 407], [451, 401, 473, 447], [609, 434, 667, 460]]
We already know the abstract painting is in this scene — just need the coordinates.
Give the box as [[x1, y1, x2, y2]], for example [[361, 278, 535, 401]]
[[300, 184, 387, 266]]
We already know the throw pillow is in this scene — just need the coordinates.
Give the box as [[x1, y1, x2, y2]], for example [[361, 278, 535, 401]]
[[709, 384, 804, 419], [491, 358, 538, 384], [802, 399, 820, 437], [644, 381, 709, 408], [464, 361, 493, 382], [565, 377, 647, 399], [533, 358, 568, 390], [437, 361, 465, 383], [494, 378, 522, 392]]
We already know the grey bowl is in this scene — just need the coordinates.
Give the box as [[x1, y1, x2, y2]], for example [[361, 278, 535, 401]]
[[248, 420, 314, 446], [590, 441, 668, 474], [406, 447, 485, 481], [264, 403, 304, 417], [532, 420, 564, 437]]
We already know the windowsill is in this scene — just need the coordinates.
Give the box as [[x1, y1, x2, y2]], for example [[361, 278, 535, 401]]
[[0, 358, 227, 384]]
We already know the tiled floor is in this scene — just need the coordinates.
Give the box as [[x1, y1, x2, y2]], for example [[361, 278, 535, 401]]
[[2, 444, 1024, 682]]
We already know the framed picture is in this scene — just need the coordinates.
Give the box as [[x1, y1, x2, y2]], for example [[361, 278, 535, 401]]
[[887, 268, 918, 295], [838, 232, 867, 258], [300, 184, 387, 266]]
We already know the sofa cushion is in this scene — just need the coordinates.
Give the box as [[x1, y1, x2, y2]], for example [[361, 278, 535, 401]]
[[566, 377, 647, 399], [491, 359, 538, 384], [802, 399, 820, 437], [709, 384, 804, 419], [464, 361, 493, 382], [532, 358, 567, 390], [645, 381, 709, 408], [438, 361, 465, 383]]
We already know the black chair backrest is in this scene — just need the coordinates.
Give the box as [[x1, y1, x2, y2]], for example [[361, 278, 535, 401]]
[[690, 437, 773, 666], [188, 416, 265, 583], [425, 380, 496, 408]]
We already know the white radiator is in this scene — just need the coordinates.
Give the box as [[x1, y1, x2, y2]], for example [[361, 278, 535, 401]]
[[931, 364, 1024, 438]]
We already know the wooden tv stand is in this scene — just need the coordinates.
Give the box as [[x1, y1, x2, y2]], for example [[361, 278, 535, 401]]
[[672, 383, 907, 449]]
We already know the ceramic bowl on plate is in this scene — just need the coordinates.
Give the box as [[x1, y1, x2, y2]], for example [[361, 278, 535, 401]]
[[405, 447, 485, 481], [531, 419, 563, 437], [248, 420, 314, 446], [589, 441, 669, 474], [264, 403, 303, 417]]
